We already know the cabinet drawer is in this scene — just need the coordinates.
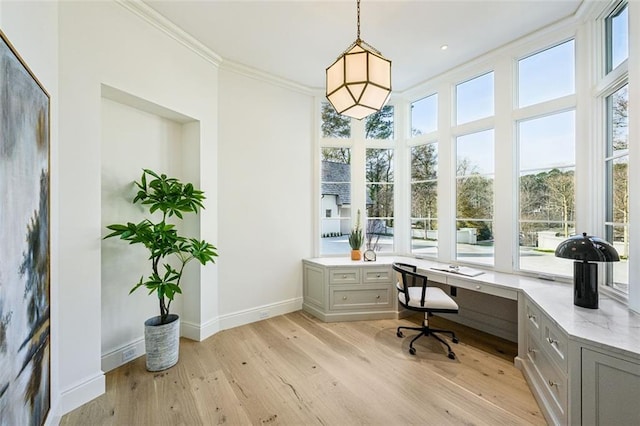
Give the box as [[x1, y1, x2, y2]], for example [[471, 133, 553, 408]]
[[329, 286, 392, 311], [446, 276, 518, 300], [363, 268, 391, 283], [535, 344, 567, 420], [526, 331, 567, 422], [329, 269, 360, 285], [541, 316, 568, 373], [524, 299, 542, 338]]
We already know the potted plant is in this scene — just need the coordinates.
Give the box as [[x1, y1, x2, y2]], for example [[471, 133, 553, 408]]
[[104, 169, 218, 371], [349, 209, 363, 260]]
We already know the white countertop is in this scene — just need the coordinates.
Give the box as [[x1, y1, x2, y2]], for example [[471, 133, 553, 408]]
[[304, 256, 640, 359]]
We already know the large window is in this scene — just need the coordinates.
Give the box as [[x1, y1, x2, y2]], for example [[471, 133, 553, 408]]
[[515, 38, 576, 276], [366, 148, 394, 252], [606, 2, 629, 73], [410, 94, 438, 257], [601, 1, 629, 296], [518, 111, 575, 276], [320, 102, 352, 255], [518, 40, 575, 108], [314, 2, 635, 308], [411, 143, 438, 256], [454, 71, 495, 266], [319, 103, 396, 255], [411, 94, 438, 136], [364, 106, 395, 252], [605, 84, 629, 293], [320, 148, 352, 255], [456, 130, 494, 266], [456, 72, 494, 125]]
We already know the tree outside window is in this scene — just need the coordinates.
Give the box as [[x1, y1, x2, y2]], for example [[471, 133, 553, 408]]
[[518, 111, 575, 276], [456, 130, 494, 266], [411, 143, 438, 256], [321, 102, 350, 138]]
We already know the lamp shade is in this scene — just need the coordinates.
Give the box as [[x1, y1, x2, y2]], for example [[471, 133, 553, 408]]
[[554, 232, 620, 262], [326, 41, 391, 120]]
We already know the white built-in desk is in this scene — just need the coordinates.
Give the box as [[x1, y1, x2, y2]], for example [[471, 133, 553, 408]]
[[303, 256, 640, 425]]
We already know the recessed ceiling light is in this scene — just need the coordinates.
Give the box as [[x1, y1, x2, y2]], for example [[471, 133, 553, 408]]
[[441, 45, 449, 51]]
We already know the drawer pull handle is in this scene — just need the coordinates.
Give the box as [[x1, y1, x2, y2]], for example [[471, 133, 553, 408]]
[[548, 379, 558, 388], [527, 347, 537, 354], [546, 337, 558, 345], [376, 274, 381, 278], [528, 314, 536, 321], [475, 285, 481, 290], [376, 295, 381, 299], [342, 275, 347, 279], [342, 296, 347, 300]]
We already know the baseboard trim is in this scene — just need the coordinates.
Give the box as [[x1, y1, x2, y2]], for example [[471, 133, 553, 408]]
[[219, 297, 303, 331], [99, 299, 302, 372], [181, 316, 220, 342], [58, 371, 105, 415], [45, 399, 61, 426], [101, 338, 145, 372]]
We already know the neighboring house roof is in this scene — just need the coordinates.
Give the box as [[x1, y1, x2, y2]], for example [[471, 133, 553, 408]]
[[322, 161, 351, 206], [321, 161, 373, 207]]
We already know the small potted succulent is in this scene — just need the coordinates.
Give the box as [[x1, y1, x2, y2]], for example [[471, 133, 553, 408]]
[[349, 209, 363, 260]]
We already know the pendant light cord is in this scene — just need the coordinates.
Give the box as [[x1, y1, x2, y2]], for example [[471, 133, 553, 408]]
[[335, 0, 382, 57], [357, 0, 361, 41]]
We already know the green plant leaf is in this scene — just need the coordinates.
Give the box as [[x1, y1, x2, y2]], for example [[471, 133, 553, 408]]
[[105, 168, 218, 318]]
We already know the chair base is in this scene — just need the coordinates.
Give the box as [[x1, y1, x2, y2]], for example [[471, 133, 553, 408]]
[[396, 321, 459, 359]]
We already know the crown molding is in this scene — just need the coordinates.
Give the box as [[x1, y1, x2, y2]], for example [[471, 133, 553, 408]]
[[115, 0, 222, 67], [219, 60, 315, 96]]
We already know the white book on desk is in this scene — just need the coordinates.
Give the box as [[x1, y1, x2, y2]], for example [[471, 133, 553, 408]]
[[430, 266, 484, 277]]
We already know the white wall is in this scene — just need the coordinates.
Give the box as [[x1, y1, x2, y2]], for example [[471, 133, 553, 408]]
[[57, 0, 218, 415], [218, 69, 313, 327], [100, 97, 190, 371], [4, 0, 315, 419], [0, 1, 59, 423]]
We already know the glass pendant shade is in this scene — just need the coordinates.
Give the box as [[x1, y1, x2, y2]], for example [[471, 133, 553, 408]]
[[326, 41, 391, 120]]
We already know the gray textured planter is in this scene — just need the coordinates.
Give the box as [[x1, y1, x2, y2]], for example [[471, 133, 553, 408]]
[[144, 314, 180, 372]]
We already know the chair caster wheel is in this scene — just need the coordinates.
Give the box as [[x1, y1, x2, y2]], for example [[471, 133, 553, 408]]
[[409, 347, 416, 355], [452, 337, 459, 344], [448, 352, 456, 360], [397, 331, 404, 338]]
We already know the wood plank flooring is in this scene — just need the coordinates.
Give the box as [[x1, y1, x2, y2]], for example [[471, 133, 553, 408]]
[[60, 311, 545, 425]]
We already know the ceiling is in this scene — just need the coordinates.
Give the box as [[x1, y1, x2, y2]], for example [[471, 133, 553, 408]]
[[143, 0, 584, 92]]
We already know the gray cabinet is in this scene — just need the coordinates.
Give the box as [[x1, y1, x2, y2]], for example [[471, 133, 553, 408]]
[[522, 298, 569, 425], [521, 296, 640, 426], [302, 261, 398, 322], [581, 348, 640, 425]]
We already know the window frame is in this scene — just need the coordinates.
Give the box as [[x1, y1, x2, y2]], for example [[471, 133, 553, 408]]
[[312, 0, 636, 313], [316, 101, 398, 257], [596, 0, 630, 302]]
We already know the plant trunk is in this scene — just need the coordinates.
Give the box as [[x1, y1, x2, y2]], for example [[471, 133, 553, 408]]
[[159, 297, 169, 324]]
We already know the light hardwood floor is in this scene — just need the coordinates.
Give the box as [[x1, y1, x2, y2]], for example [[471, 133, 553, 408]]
[[61, 311, 545, 425]]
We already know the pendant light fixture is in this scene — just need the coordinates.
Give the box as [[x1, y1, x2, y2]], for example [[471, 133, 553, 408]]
[[325, 0, 392, 120]]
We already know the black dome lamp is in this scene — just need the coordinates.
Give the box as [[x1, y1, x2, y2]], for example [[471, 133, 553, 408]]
[[555, 232, 620, 309]]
